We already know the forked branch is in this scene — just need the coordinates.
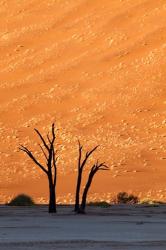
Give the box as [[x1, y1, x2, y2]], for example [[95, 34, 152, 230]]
[[19, 145, 48, 174], [80, 160, 109, 213], [75, 140, 99, 212]]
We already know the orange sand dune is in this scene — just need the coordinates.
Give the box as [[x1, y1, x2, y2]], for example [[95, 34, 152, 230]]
[[0, 0, 166, 203]]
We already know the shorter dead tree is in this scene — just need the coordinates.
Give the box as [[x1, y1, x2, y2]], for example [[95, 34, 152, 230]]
[[74, 141, 98, 212], [74, 141, 109, 213], [19, 123, 57, 213], [80, 161, 109, 213]]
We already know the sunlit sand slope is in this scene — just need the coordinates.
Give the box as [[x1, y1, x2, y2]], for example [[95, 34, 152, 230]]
[[0, 0, 166, 203]]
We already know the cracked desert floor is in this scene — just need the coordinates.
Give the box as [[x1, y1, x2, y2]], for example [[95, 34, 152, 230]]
[[0, 0, 166, 204]]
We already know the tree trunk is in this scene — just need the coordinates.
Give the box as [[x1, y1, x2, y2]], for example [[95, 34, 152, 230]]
[[48, 177, 56, 213], [74, 170, 82, 212], [80, 173, 93, 213]]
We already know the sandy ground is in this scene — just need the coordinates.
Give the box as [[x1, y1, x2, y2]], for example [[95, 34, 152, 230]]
[[0, 205, 166, 250], [0, 0, 166, 203]]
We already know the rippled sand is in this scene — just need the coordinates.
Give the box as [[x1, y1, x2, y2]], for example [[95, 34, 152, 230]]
[[0, 0, 166, 203]]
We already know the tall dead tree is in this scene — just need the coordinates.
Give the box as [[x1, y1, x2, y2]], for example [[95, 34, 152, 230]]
[[74, 141, 99, 212], [19, 123, 57, 213], [80, 161, 109, 213]]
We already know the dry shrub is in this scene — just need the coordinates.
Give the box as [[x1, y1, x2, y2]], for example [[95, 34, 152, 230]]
[[116, 192, 139, 204], [8, 194, 35, 206]]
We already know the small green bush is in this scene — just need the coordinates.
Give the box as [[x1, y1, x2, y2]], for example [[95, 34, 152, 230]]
[[88, 201, 110, 207], [116, 192, 139, 204], [8, 194, 35, 206]]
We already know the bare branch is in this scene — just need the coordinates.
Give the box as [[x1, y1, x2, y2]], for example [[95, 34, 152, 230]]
[[52, 147, 57, 168], [86, 145, 99, 158], [90, 161, 109, 174], [34, 128, 49, 152], [52, 123, 55, 139], [39, 144, 48, 161], [98, 168, 109, 171], [81, 145, 99, 170], [97, 162, 109, 170], [47, 147, 53, 170], [52, 146, 57, 187], [78, 140, 83, 170], [47, 124, 56, 146], [47, 133, 52, 145], [19, 145, 48, 175]]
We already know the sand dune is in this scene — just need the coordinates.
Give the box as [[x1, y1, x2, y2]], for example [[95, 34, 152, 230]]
[[0, 0, 166, 203]]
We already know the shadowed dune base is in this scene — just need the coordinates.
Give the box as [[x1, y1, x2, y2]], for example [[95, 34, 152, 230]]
[[0, 0, 166, 203], [1, 205, 166, 250]]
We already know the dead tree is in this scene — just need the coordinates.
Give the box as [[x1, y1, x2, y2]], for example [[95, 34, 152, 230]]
[[19, 123, 57, 213], [74, 141, 99, 212], [80, 161, 109, 213]]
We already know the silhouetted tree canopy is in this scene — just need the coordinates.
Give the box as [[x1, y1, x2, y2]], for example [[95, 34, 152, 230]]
[[20, 123, 58, 213]]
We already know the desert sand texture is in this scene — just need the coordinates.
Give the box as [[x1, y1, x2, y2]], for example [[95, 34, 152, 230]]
[[1, 205, 166, 250], [0, 0, 166, 203]]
